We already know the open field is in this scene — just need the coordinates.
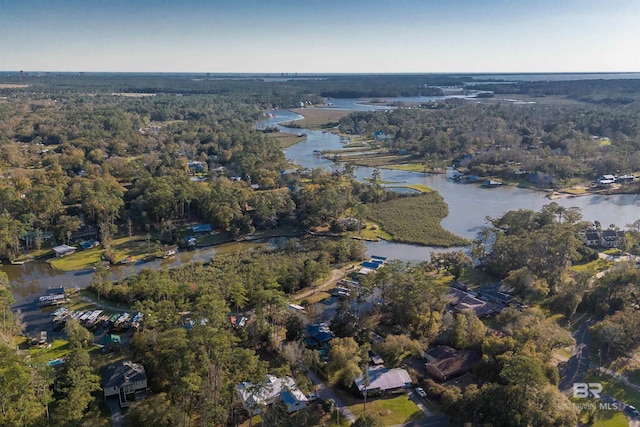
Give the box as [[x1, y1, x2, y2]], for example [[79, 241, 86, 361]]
[[0, 84, 29, 89], [366, 193, 469, 247], [286, 108, 351, 129]]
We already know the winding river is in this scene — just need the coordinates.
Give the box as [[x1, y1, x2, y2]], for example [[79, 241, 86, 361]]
[[262, 107, 640, 260], [6, 100, 640, 303]]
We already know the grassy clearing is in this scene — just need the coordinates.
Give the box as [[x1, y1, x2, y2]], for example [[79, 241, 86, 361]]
[[338, 154, 416, 168], [49, 236, 156, 271], [398, 184, 433, 193], [298, 291, 331, 304], [383, 163, 429, 172], [0, 84, 29, 89], [268, 132, 306, 148], [287, 108, 351, 129], [593, 411, 628, 427], [586, 370, 640, 408], [557, 187, 589, 195], [349, 395, 424, 425], [28, 339, 71, 364], [346, 220, 393, 242], [571, 258, 612, 275], [555, 346, 573, 360], [366, 193, 469, 247]]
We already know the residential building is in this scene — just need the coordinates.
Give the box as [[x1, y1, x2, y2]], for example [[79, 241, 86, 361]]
[[71, 225, 98, 241], [354, 366, 412, 397], [102, 361, 148, 408], [425, 350, 481, 382], [580, 229, 626, 248], [52, 244, 76, 257], [236, 375, 308, 415], [424, 345, 457, 363]]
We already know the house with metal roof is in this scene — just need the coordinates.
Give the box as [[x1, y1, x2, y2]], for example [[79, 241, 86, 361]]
[[52, 244, 76, 257], [236, 375, 309, 415], [354, 366, 412, 397]]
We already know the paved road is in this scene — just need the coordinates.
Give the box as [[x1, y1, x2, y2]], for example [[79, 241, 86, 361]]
[[559, 319, 593, 393], [307, 370, 356, 424]]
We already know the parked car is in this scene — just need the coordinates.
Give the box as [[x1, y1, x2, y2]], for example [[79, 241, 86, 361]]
[[415, 387, 427, 398]]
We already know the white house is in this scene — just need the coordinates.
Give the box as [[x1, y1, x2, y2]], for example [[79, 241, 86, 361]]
[[354, 366, 412, 397], [52, 245, 76, 257], [236, 375, 308, 414]]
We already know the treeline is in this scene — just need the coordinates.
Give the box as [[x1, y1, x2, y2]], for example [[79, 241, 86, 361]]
[[467, 78, 640, 104], [339, 100, 640, 181], [91, 238, 366, 306]]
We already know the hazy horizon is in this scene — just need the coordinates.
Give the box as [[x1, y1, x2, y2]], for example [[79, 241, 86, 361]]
[[1, 0, 639, 73]]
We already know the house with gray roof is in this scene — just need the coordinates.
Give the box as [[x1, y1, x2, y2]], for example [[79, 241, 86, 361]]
[[354, 366, 412, 397], [102, 361, 147, 408]]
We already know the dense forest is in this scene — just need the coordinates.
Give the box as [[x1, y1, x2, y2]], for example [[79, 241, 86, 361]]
[[338, 98, 640, 183]]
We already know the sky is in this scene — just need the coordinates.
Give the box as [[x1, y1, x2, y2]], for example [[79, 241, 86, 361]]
[[0, 0, 639, 73]]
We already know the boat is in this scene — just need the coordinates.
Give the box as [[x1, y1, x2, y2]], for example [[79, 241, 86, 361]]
[[482, 180, 503, 188]]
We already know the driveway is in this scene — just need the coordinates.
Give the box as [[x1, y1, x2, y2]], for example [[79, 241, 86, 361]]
[[307, 370, 356, 424], [105, 396, 125, 427]]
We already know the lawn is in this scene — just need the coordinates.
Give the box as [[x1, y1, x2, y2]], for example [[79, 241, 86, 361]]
[[346, 220, 393, 242], [571, 258, 612, 275], [349, 395, 424, 426], [586, 370, 640, 409], [366, 193, 469, 247], [28, 339, 71, 364], [49, 236, 157, 271], [593, 411, 628, 427], [297, 291, 331, 305]]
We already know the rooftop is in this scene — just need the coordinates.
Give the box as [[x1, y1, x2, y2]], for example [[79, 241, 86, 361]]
[[103, 361, 147, 389], [354, 366, 412, 393]]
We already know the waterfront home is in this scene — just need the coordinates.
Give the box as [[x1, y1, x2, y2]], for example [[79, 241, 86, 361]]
[[580, 229, 626, 248], [162, 244, 179, 258], [71, 225, 98, 241], [52, 244, 76, 257]]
